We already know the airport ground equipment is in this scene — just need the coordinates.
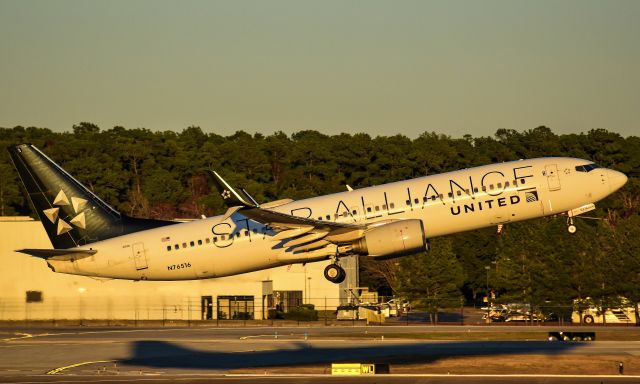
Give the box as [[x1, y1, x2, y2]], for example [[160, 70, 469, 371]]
[[548, 331, 595, 341]]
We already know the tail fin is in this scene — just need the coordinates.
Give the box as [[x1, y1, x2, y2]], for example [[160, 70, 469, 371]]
[[8, 144, 175, 249]]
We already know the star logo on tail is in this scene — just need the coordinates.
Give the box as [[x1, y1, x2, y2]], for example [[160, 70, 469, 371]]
[[43, 189, 88, 235], [221, 190, 231, 199]]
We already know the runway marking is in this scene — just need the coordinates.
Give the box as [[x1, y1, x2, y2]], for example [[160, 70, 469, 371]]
[[46, 360, 115, 375], [1, 332, 35, 341], [15, 373, 640, 380]]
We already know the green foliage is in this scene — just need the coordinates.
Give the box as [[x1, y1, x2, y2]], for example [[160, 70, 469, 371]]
[[272, 304, 319, 321], [397, 238, 465, 322], [1, 123, 638, 307]]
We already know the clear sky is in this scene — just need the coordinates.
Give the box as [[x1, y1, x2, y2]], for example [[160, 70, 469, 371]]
[[0, 0, 638, 138]]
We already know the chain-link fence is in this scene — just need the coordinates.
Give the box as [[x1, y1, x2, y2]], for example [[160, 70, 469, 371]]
[[2, 296, 638, 327]]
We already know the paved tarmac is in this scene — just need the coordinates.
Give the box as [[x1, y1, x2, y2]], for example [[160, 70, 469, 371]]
[[2, 326, 640, 383]]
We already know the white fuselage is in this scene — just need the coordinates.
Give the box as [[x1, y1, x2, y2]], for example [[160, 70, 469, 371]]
[[47, 157, 625, 280]]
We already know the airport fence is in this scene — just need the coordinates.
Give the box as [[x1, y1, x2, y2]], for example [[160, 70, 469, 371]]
[[1, 296, 638, 327]]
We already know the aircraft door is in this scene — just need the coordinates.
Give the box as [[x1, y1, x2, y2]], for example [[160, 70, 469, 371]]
[[545, 164, 561, 191], [132, 242, 148, 270]]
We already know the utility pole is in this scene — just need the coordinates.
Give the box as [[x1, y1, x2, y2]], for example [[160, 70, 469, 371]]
[[485, 265, 491, 323]]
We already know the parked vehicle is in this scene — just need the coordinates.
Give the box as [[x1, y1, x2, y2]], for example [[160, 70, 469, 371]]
[[484, 303, 547, 322], [572, 297, 637, 324]]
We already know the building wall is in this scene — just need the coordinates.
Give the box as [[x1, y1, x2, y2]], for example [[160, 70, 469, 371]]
[[0, 217, 357, 320]]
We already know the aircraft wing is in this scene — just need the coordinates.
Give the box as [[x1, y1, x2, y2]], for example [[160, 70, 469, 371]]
[[210, 171, 366, 248]]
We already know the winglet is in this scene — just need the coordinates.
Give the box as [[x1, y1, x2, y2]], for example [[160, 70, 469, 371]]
[[210, 170, 259, 208]]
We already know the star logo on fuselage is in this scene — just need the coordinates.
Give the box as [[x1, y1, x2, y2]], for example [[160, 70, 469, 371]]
[[43, 189, 88, 235]]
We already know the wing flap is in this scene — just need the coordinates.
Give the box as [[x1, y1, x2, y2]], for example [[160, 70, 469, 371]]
[[272, 225, 315, 241], [283, 232, 329, 247]]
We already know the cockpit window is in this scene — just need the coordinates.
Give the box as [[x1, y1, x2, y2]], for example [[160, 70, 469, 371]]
[[575, 163, 601, 172]]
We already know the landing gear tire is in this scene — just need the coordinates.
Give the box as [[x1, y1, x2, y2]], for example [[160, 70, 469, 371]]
[[324, 264, 346, 284], [567, 216, 577, 234]]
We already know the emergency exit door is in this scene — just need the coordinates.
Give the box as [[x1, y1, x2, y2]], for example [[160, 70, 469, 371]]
[[545, 164, 561, 191], [132, 242, 148, 270]]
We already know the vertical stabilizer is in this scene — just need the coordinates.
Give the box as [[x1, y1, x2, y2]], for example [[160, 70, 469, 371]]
[[8, 144, 175, 249]]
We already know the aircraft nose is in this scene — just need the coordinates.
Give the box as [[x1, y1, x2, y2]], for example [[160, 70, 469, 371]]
[[607, 169, 628, 192]]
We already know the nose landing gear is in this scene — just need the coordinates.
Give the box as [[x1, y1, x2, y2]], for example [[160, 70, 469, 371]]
[[567, 217, 577, 234], [324, 263, 346, 284]]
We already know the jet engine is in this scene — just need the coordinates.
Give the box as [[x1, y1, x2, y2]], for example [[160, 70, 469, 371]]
[[351, 219, 427, 259]]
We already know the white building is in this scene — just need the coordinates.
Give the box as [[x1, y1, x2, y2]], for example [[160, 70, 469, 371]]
[[0, 217, 358, 321]]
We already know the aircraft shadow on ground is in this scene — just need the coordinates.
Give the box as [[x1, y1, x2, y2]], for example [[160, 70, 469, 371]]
[[120, 340, 584, 370]]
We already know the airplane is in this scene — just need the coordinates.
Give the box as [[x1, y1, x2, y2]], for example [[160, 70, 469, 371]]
[[8, 144, 628, 283]]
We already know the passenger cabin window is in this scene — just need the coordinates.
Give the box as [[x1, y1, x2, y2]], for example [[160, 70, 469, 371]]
[[497, 183, 502, 188], [198, 239, 202, 245], [489, 184, 494, 190], [326, 215, 331, 220], [367, 207, 372, 213], [414, 198, 419, 204], [406, 200, 411, 205], [375, 206, 380, 212], [167, 245, 171, 251], [182, 243, 187, 248], [206, 238, 210, 244], [473, 187, 479, 193], [190, 241, 195, 247], [389, 203, 394, 209], [174, 244, 179, 250], [456, 191, 462, 196]]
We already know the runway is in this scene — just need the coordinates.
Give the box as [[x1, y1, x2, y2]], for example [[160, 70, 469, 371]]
[[2, 326, 640, 383]]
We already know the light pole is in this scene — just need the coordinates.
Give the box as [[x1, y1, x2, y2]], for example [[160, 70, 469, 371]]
[[485, 265, 491, 323], [307, 277, 312, 305]]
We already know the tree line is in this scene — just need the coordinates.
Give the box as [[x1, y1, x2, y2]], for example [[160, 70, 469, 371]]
[[1, 123, 638, 319]]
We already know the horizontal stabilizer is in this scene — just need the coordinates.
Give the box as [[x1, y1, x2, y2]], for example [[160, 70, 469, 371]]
[[16, 248, 97, 261]]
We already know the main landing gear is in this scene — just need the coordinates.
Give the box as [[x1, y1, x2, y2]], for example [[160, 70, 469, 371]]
[[324, 263, 346, 284]]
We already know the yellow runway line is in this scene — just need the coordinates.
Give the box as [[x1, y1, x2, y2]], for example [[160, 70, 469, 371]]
[[46, 360, 115, 375], [1, 332, 33, 341]]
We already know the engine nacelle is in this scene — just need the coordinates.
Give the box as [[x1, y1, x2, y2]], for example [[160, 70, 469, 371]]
[[352, 219, 426, 259]]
